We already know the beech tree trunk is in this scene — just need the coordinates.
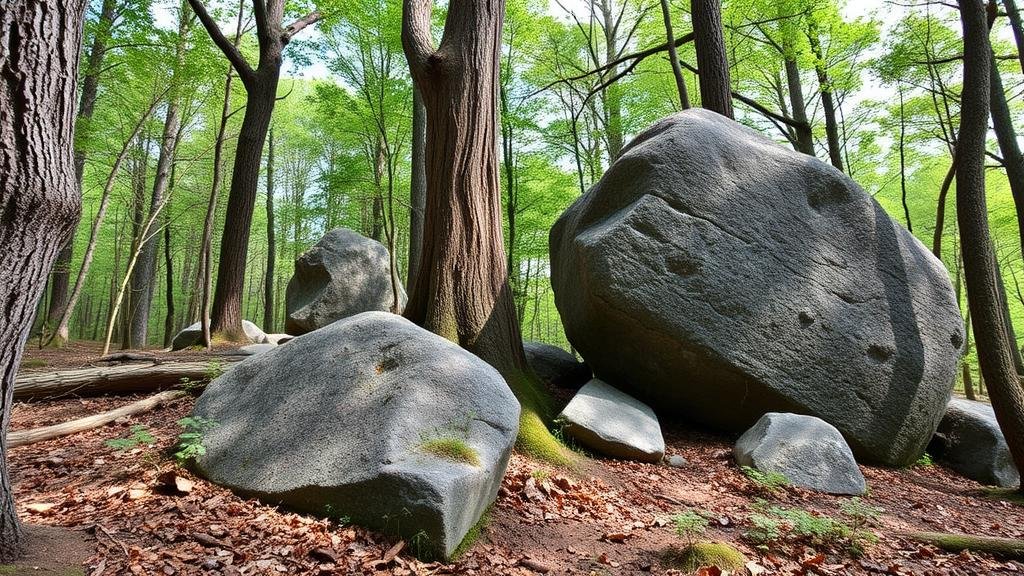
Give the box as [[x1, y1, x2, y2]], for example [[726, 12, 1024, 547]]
[[956, 0, 1024, 493], [783, 56, 814, 155], [599, 0, 624, 161], [264, 127, 276, 333], [691, 0, 734, 119], [0, 0, 86, 558], [660, 0, 690, 109], [407, 87, 427, 293], [401, 0, 528, 375]]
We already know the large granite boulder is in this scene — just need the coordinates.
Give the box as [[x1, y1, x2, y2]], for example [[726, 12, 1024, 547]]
[[931, 399, 1020, 488], [171, 320, 267, 351], [285, 229, 407, 335], [557, 379, 665, 462], [735, 413, 866, 495], [191, 312, 519, 558], [524, 341, 591, 389], [549, 109, 963, 467]]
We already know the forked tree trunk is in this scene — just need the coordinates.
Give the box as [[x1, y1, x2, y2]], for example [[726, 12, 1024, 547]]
[[0, 0, 86, 558], [956, 0, 1024, 492], [407, 88, 427, 293], [691, 0, 734, 119], [401, 0, 527, 375]]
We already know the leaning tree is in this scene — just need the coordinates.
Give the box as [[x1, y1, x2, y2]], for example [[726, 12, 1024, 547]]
[[187, 0, 321, 340], [956, 0, 1024, 491], [0, 0, 87, 558], [401, 0, 570, 463]]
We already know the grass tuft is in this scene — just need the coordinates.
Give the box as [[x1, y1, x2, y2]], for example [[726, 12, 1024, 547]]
[[661, 541, 747, 572], [420, 438, 480, 466]]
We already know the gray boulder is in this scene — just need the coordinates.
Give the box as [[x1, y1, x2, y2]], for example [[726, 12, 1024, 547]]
[[237, 343, 277, 356], [932, 399, 1020, 488], [735, 413, 866, 495], [557, 379, 665, 462], [285, 229, 407, 335], [171, 320, 267, 351], [549, 109, 963, 467], [265, 333, 294, 345], [191, 312, 519, 559], [524, 341, 591, 389]]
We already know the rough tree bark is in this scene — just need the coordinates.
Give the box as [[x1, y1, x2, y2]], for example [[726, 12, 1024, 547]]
[[1003, 0, 1024, 75], [407, 87, 426, 293], [47, 0, 119, 339], [691, 0, 734, 118], [0, 0, 87, 558], [189, 0, 321, 341], [955, 0, 1024, 493], [988, 36, 1024, 261], [807, 20, 844, 172], [264, 127, 276, 333]]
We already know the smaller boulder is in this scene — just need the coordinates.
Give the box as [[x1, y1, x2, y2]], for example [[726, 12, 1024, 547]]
[[931, 399, 1020, 488], [171, 320, 267, 351], [735, 413, 866, 495], [524, 342, 591, 389], [558, 379, 665, 462], [285, 228, 406, 335], [238, 343, 277, 356], [265, 334, 294, 345]]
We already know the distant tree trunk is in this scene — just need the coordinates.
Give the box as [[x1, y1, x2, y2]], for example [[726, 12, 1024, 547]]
[[691, 0, 734, 119], [899, 85, 913, 232], [0, 0, 86, 558], [988, 49, 1024, 260], [124, 4, 189, 349], [402, 0, 527, 373], [933, 156, 957, 259], [780, 22, 815, 157], [660, 0, 690, 109], [807, 22, 844, 172], [964, 308, 977, 400], [599, 0, 625, 161], [956, 0, 1024, 492], [407, 87, 426, 293], [190, 0, 321, 341], [263, 127, 276, 333]]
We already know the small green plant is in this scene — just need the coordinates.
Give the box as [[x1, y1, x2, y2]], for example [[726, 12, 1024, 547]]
[[662, 541, 747, 572], [914, 452, 934, 468], [741, 465, 789, 494], [672, 509, 710, 548], [744, 502, 879, 557], [174, 416, 218, 463], [204, 360, 225, 381], [105, 425, 155, 451], [420, 437, 480, 466], [840, 498, 882, 556], [531, 468, 550, 482], [745, 513, 782, 548]]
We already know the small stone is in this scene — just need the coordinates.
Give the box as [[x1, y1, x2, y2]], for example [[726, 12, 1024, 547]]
[[666, 455, 688, 468]]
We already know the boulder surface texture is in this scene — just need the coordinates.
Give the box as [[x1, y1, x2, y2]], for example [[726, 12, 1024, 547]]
[[558, 378, 665, 462], [523, 341, 591, 388], [549, 109, 963, 466], [191, 312, 520, 558], [285, 228, 406, 335], [734, 412, 866, 495], [171, 320, 267, 351], [932, 398, 1020, 488]]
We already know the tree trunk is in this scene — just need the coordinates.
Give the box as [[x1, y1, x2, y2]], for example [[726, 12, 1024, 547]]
[[1003, 0, 1024, 75], [988, 50, 1024, 261], [263, 127, 276, 333], [407, 87, 426, 293], [163, 206, 175, 348], [899, 85, 913, 232], [956, 0, 1024, 492], [691, 0, 734, 119], [209, 79, 278, 340], [782, 41, 814, 155], [932, 155, 958, 259], [14, 362, 234, 401], [660, 0, 690, 109], [599, 0, 624, 161], [47, 0, 118, 338], [0, 0, 86, 558], [807, 24, 843, 172]]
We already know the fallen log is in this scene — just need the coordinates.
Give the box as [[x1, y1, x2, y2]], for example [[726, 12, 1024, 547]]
[[903, 531, 1024, 558], [8, 390, 187, 448], [14, 361, 234, 401]]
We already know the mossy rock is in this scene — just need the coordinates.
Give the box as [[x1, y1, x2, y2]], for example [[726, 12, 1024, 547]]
[[662, 542, 747, 573], [420, 437, 480, 466], [505, 369, 577, 467]]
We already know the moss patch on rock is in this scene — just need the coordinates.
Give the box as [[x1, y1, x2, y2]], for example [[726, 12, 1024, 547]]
[[420, 437, 480, 466], [505, 369, 577, 467], [661, 541, 748, 573]]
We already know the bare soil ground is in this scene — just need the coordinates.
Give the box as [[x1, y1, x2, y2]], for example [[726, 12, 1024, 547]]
[[10, 344, 1024, 575]]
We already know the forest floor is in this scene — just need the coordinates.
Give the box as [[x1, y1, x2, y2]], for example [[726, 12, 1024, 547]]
[[9, 343, 1024, 575]]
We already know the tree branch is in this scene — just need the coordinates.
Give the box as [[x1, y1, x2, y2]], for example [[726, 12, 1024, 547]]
[[187, 0, 254, 81], [402, 0, 435, 79], [282, 10, 322, 42]]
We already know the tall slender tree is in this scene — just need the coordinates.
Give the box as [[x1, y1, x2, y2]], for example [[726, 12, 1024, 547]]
[[0, 0, 87, 558], [956, 0, 1024, 493], [188, 0, 321, 340], [691, 0, 734, 118], [264, 127, 276, 333]]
